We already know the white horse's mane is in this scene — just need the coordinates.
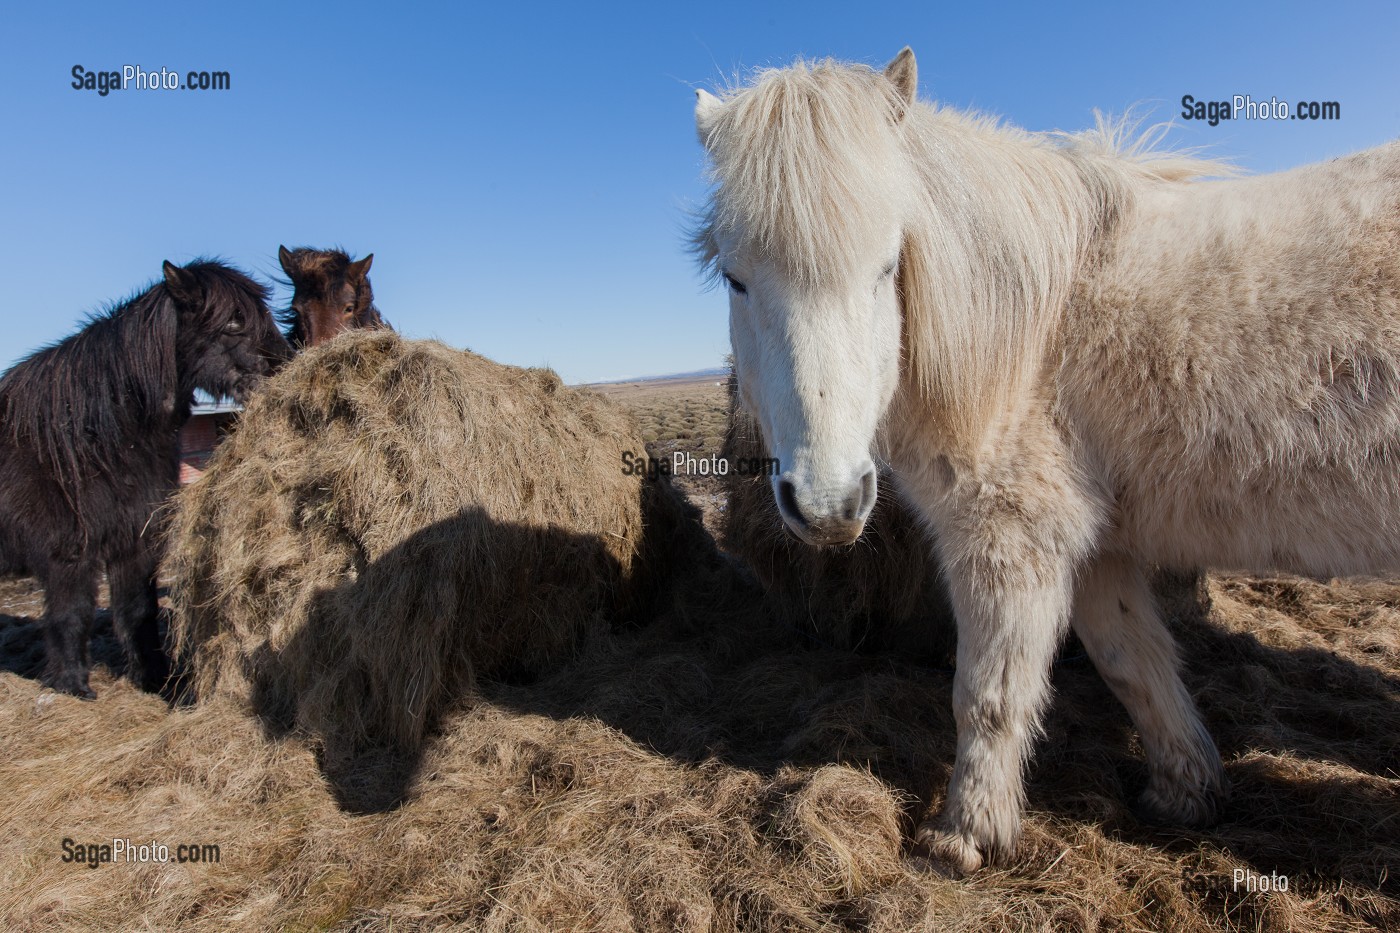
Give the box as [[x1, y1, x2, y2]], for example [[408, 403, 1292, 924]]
[[1057, 109, 1238, 188], [695, 59, 1233, 444]]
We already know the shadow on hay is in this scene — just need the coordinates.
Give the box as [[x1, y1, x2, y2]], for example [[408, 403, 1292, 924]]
[[246, 503, 714, 814], [1164, 583, 1398, 903], [482, 566, 1398, 899], [188, 481, 1399, 901], [0, 586, 186, 698], [1037, 575, 1400, 898], [0, 609, 71, 680], [1163, 574, 1400, 782], [243, 514, 1400, 901], [719, 370, 958, 663]]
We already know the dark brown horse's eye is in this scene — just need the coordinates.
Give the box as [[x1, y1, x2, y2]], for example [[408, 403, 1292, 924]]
[[224, 318, 245, 334], [343, 305, 354, 316]]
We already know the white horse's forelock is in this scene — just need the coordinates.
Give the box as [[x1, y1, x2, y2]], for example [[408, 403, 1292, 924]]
[[693, 59, 912, 289]]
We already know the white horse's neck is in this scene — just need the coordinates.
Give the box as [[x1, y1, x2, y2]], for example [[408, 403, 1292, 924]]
[[894, 105, 1115, 453]]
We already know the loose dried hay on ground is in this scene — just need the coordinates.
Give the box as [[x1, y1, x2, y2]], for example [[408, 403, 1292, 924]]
[[1, 570, 1396, 931]]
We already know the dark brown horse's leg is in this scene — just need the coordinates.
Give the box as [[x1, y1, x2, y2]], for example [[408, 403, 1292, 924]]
[[40, 559, 99, 699], [108, 548, 169, 693]]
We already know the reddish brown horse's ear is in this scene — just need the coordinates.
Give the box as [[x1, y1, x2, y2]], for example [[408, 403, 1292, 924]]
[[883, 47, 917, 121], [349, 254, 373, 280], [162, 260, 198, 302], [278, 245, 295, 277]]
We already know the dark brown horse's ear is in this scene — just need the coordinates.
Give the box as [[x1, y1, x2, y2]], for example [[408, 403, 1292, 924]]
[[162, 260, 198, 302], [884, 47, 917, 120], [277, 245, 295, 277], [349, 254, 373, 280]]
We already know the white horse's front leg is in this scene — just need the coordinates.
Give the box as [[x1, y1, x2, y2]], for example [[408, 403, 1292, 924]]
[[902, 440, 1101, 873], [915, 541, 1075, 872]]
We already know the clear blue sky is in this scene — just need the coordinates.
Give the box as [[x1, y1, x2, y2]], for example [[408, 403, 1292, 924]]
[[2, 1, 1396, 383]]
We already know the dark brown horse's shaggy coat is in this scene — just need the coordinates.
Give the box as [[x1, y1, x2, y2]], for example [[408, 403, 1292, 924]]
[[0, 260, 289, 698]]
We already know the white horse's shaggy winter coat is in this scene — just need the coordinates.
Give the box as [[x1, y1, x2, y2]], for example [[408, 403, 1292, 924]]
[[694, 49, 1400, 872]]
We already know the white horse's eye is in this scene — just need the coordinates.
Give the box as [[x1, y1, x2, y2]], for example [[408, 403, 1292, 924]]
[[881, 261, 897, 279], [723, 272, 748, 295]]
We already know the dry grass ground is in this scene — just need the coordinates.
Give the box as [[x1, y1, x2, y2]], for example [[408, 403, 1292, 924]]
[[592, 375, 730, 538], [1, 366, 1397, 932]]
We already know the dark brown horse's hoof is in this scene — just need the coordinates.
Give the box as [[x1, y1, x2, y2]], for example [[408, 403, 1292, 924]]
[[127, 650, 172, 695], [41, 673, 96, 701]]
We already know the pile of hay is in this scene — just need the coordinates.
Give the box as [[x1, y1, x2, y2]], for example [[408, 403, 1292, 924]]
[[168, 331, 709, 774], [720, 374, 955, 661]]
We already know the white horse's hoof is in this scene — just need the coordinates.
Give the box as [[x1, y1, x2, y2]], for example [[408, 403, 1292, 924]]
[[913, 821, 984, 875], [1136, 758, 1230, 827]]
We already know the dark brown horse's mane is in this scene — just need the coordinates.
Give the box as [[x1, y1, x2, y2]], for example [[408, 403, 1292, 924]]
[[0, 260, 268, 499]]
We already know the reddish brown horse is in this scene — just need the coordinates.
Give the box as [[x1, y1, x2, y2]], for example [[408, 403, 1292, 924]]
[[277, 246, 389, 348]]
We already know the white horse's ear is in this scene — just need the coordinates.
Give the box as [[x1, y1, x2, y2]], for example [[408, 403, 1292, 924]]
[[883, 47, 918, 118], [695, 88, 723, 147]]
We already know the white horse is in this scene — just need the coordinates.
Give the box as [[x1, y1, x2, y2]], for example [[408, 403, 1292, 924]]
[[694, 48, 1400, 873]]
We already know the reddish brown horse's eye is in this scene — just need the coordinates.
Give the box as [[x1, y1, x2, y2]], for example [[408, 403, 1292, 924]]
[[343, 305, 354, 316]]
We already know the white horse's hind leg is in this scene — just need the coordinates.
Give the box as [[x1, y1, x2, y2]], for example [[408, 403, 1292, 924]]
[[1070, 553, 1228, 824]]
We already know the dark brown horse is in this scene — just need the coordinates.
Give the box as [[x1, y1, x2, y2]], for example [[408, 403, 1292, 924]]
[[277, 246, 388, 348], [0, 259, 291, 698]]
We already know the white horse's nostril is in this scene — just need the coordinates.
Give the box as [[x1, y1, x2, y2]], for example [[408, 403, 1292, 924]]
[[776, 477, 808, 528], [845, 467, 878, 521]]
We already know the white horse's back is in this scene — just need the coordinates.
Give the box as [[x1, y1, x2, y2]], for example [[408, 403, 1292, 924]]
[[1064, 141, 1400, 574]]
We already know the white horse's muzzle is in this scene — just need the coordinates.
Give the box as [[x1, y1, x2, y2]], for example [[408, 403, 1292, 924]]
[[772, 463, 878, 546]]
